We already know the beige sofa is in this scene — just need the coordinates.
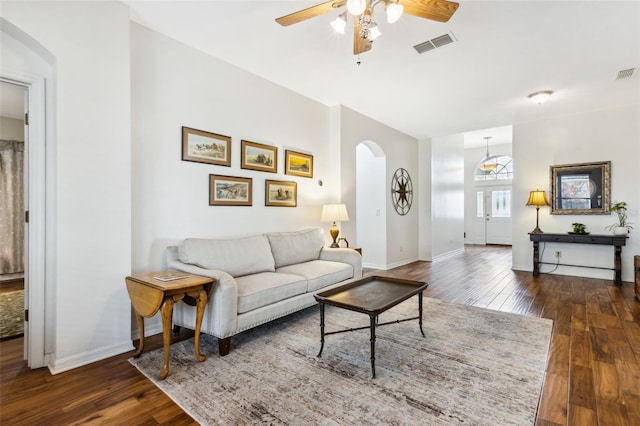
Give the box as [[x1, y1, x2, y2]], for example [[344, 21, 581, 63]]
[[167, 228, 362, 355]]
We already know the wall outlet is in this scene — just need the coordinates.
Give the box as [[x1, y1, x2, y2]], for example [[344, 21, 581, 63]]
[[555, 250, 561, 258]]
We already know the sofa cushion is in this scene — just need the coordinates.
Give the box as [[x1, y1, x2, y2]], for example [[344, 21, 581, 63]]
[[277, 260, 353, 292], [235, 272, 307, 314], [178, 235, 275, 277], [266, 228, 325, 268]]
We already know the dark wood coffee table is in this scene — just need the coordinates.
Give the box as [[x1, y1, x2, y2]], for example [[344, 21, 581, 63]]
[[314, 276, 429, 378]]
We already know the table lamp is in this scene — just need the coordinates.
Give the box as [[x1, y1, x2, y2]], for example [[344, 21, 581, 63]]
[[321, 204, 349, 248], [526, 190, 550, 234]]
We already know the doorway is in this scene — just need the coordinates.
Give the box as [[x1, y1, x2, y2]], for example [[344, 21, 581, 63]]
[[0, 81, 26, 339], [356, 141, 386, 268], [474, 186, 512, 245]]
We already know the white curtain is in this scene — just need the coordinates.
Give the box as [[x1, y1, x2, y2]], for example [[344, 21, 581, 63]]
[[0, 140, 24, 275]]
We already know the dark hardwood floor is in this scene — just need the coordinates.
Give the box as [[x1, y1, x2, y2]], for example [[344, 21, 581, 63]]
[[1, 245, 638, 425]]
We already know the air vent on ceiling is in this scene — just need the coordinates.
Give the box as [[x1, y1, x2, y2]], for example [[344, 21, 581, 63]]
[[616, 68, 637, 79], [414, 33, 455, 54]]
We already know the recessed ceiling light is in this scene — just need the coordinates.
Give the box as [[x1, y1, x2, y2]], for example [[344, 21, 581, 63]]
[[528, 90, 553, 104]]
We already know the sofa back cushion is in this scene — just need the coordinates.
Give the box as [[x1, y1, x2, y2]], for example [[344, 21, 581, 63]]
[[178, 235, 275, 277], [266, 228, 325, 268]]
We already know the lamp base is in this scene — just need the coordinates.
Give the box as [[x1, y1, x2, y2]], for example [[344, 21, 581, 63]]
[[530, 227, 544, 234], [329, 223, 340, 248]]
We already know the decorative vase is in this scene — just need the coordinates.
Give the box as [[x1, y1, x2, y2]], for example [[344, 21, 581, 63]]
[[613, 226, 629, 235]]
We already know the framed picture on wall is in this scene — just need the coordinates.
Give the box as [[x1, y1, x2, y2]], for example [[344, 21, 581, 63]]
[[209, 174, 252, 206], [265, 180, 297, 207], [285, 150, 313, 178], [241, 140, 277, 173], [182, 126, 231, 166]]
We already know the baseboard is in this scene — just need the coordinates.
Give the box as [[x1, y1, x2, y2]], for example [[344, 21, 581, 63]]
[[363, 257, 419, 271], [432, 248, 464, 261], [48, 340, 135, 375]]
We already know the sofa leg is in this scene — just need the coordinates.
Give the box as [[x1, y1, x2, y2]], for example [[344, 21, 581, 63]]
[[218, 337, 231, 356], [172, 325, 181, 335]]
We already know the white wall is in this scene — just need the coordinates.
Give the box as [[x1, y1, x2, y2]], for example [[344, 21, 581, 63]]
[[338, 106, 419, 269], [0, 116, 24, 140], [512, 105, 640, 282], [2, 1, 133, 372], [130, 23, 334, 278], [429, 134, 465, 259]]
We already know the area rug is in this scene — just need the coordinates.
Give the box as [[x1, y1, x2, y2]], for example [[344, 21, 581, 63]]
[[0, 290, 24, 339], [130, 298, 553, 425]]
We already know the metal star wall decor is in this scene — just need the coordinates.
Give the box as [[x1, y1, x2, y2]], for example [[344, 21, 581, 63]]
[[391, 168, 413, 215]]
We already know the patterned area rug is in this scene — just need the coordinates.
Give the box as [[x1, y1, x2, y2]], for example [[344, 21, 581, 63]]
[[130, 298, 552, 425], [0, 290, 24, 339]]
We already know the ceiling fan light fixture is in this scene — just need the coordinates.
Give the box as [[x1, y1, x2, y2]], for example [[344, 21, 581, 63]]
[[528, 90, 553, 104], [347, 0, 367, 16], [369, 24, 381, 40], [386, 2, 404, 23], [330, 13, 347, 34]]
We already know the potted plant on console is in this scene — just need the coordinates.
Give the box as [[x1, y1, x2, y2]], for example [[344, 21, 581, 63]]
[[606, 201, 633, 235]]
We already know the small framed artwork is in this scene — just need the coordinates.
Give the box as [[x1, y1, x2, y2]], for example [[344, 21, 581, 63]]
[[209, 174, 252, 206], [241, 140, 277, 173], [285, 150, 313, 178], [265, 180, 297, 207], [182, 126, 231, 166]]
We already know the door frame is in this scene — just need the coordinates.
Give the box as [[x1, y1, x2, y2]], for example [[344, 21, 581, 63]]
[[1, 75, 47, 368]]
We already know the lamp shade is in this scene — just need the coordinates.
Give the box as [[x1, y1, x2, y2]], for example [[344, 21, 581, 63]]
[[386, 2, 404, 23], [346, 0, 367, 15], [526, 190, 550, 207], [321, 204, 349, 222]]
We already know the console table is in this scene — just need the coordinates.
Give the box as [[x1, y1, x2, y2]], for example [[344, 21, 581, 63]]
[[529, 233, 627, 284]]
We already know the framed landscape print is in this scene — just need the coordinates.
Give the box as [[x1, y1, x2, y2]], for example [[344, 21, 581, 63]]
[[265, 180, 297, 207], [209, 174, 252, 206], [241, 140, 277, 173], [182, 126, 231, 166], [285, 150, 313, 178]]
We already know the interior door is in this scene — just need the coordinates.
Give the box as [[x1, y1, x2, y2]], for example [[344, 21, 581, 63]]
[[485, 187, 512, 245]]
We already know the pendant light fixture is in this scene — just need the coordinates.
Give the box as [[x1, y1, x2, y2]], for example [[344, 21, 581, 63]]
[[479, 137, 497, 172]]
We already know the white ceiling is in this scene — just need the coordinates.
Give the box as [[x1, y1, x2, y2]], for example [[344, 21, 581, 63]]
[[125, 0, 639, 145], [3, 1, 639, 149]]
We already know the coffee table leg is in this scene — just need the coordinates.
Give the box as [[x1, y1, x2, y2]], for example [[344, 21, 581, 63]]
[[317, 303, 325, 357], [369, 314, 376, 379], [419, 291, 425, 337]]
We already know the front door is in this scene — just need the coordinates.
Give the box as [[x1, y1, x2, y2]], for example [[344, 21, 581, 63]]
[[485, 187, 512, 245], [474, 186, 512, 245]]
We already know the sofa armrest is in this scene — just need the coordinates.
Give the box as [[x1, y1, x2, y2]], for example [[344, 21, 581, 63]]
[[319, 247, 363, 279], [167, 246, 239, 337]]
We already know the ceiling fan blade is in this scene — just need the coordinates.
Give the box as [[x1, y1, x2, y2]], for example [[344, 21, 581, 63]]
[[398, 0, 459, 23], [276, 1, 345, 27], [353, 21, 372, 55]]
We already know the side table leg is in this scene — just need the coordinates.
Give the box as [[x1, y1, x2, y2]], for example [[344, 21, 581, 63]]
[[317, 303, 325, 357], [194, 288, 207, 362], [133, 312, 145, 358], [369, 314, 376, 379], [159, 297, 175, 380]]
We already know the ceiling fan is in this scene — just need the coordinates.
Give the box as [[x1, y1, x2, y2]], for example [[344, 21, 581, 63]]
[[275, 0, 459, 55]]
